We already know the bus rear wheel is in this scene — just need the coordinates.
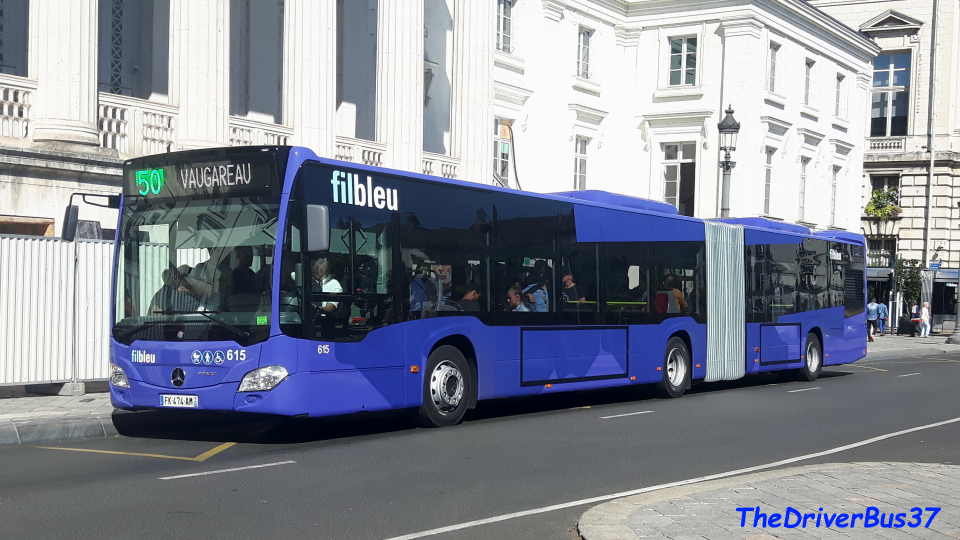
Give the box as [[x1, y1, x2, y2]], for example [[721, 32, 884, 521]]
[[657, 337, 691, 398], [417, 345, 472, 428], [797, 333, 822, 382]]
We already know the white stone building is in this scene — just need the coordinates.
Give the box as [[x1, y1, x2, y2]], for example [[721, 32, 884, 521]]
[[812, 1, 957, 281], [0, 0, 875, 238]]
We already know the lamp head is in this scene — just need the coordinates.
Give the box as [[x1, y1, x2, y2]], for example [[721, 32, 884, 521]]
[[717, 105, 741, 152]]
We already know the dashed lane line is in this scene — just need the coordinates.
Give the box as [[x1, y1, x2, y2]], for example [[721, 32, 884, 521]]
[[898, 373, 921, 378], [787, 387, 821, 393], [380, 416, 960, 540], [159, 461, 296, 480], [600, 410, 653, 420]]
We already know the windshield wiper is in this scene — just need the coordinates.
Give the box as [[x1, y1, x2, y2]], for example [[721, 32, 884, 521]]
[[159, 310, 251, 339], [114, 321, 165, 341]]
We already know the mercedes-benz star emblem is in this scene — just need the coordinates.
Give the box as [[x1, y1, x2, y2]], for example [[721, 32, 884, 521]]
[[171, 368, 186, 387]]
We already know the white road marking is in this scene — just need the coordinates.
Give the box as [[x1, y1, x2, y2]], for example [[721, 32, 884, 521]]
[[158, 461, 296, 480], [787, 387, 821, 393], [898, 373, 921, 378], [600, 410, 653, 419], [381, 416, 960, 540]]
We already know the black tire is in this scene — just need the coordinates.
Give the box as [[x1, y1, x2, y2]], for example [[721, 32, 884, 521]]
[[798, 333, 823, 382], [417, 345, 472, 427], [657, 337, 691, 398]]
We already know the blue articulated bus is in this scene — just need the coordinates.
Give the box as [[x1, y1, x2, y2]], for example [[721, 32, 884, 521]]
[[104, 146, 866, 427]]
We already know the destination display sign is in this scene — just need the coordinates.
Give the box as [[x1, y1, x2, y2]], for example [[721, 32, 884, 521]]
[[123, 151, 280, 201]]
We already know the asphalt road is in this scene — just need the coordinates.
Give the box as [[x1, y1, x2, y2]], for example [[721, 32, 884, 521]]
[[2, 353, 959, 540]]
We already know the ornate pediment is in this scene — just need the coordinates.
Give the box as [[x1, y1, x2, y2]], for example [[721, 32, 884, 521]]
[[860, 10, 923, 34]]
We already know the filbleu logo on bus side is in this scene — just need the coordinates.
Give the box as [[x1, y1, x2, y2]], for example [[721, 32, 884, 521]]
[[330, 170, 398, 210]]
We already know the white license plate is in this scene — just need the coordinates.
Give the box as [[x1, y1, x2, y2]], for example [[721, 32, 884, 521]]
[[160, 394, 199, 408]]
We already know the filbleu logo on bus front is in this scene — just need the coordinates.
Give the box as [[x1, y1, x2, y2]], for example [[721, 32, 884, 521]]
[[132, 350, 157, 364], [330, 170, 398, 210]]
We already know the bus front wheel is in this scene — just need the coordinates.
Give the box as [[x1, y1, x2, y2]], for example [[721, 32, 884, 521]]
[[657, 337, 691, 398], [798, 333, 822, 382], [417, 345, 472, 428]]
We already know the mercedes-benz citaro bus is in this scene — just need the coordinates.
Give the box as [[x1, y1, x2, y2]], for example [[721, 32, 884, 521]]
[[93, 146, 866, 427]]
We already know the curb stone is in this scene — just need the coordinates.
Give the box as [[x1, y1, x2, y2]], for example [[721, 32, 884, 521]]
[[0, 415, 117, 448], [577, 463, 853, 540], [865, 347, 960, 360]]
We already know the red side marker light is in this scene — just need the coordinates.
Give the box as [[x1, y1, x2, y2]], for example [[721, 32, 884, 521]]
[[545, 383, 552, 388], [825, 353, 830, 357], [755, 359, 759, 363], [755, 347, 760, 352], [630, 376, 636, 380], [410, 366, 420, 373], [656, 367, 662, 371], [696, 364, 701, 368]]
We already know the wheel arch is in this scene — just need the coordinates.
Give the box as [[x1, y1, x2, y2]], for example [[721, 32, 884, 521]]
[[430, 334, 478, 409]]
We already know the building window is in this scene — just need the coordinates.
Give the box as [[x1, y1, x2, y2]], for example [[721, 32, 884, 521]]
[[835, 73, 845, 118], [577, 27, 592, 79], [867, 239, 896, 268], [871, 175, 899, 193], [804, 59, 815, 106], [831, 166, 840, 226], [663, 142, 697, 217], [764, 147, 776, 215], [496, 0, 513, 53], [493, 118, 513, 186], [768, 43, 780, 92], [799, 157, 809, 221], [871, 52, 910, 137], [668, 36, 697, 86], [574, 136, 589, 190]]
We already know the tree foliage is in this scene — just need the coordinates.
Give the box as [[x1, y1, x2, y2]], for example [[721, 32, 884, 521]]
[[894, 258, 923, 314]]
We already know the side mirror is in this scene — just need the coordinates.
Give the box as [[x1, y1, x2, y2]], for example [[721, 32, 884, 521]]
[[62, 205, 80, 242], [305, 205, 330, 252]]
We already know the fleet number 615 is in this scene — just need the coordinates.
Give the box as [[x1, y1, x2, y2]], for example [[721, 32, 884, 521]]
[[317, 345, 331, 354]]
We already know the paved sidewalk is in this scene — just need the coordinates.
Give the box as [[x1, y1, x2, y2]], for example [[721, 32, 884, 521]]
[[578, 462, 960, 540], [0, 391, 117, 447], [866, 332, 960, 359]]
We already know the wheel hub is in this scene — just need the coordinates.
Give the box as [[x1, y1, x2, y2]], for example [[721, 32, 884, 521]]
[[430, 361, 464, 412], [666, 348, 686, 387], [806, 342, 820, 372]]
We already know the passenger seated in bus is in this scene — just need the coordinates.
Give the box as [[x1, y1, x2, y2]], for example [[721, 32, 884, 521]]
[[312, 257, 343, 313], [507, 284, 531, 312], [561, 273, 586, 303], [522, 260, 550, 312], [654, 276, 687, 314], [450, 282, 482, 311], [409, 266, 439, 318], [431, 264, 453, 304], [231, 246, 258, 295]]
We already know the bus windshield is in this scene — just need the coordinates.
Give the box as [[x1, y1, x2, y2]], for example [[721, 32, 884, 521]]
[[114, 196, 280, 345]]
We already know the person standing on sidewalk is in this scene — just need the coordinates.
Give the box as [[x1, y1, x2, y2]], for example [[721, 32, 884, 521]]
[[909, 301, 921, 336], [867, 298, 879, 339], [920, 301, 932, 337], [877, 300, 889, 336]]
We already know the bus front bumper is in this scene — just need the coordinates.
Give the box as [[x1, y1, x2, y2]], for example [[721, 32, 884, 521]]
[[109, 372, 309, 416]]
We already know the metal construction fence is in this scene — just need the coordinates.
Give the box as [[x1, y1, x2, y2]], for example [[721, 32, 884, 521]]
[[0, 235, 113, 386]]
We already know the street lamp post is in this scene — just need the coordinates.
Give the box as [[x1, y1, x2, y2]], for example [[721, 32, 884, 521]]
[[717, 105, 741, 218]]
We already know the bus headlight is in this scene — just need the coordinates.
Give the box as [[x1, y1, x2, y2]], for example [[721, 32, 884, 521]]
[[109, 363, 130, 388], [238, 366, 289, 392]]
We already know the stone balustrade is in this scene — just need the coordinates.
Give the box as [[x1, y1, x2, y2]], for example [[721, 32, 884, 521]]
[[868, 137, 906, 151], [335, 136, 386, 167], [422, 152, 459, 179], [0, 74, 35, 145], [98, 93, 178, 158], [229, 116, 293, 147]]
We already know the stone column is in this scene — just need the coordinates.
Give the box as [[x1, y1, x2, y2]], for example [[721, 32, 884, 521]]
[[169, 0, 230, 149], [283, 0, 336, 157], [450, 0, 494, 184], [376, 0, 425, 172], [29, 0, 101, 147]]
